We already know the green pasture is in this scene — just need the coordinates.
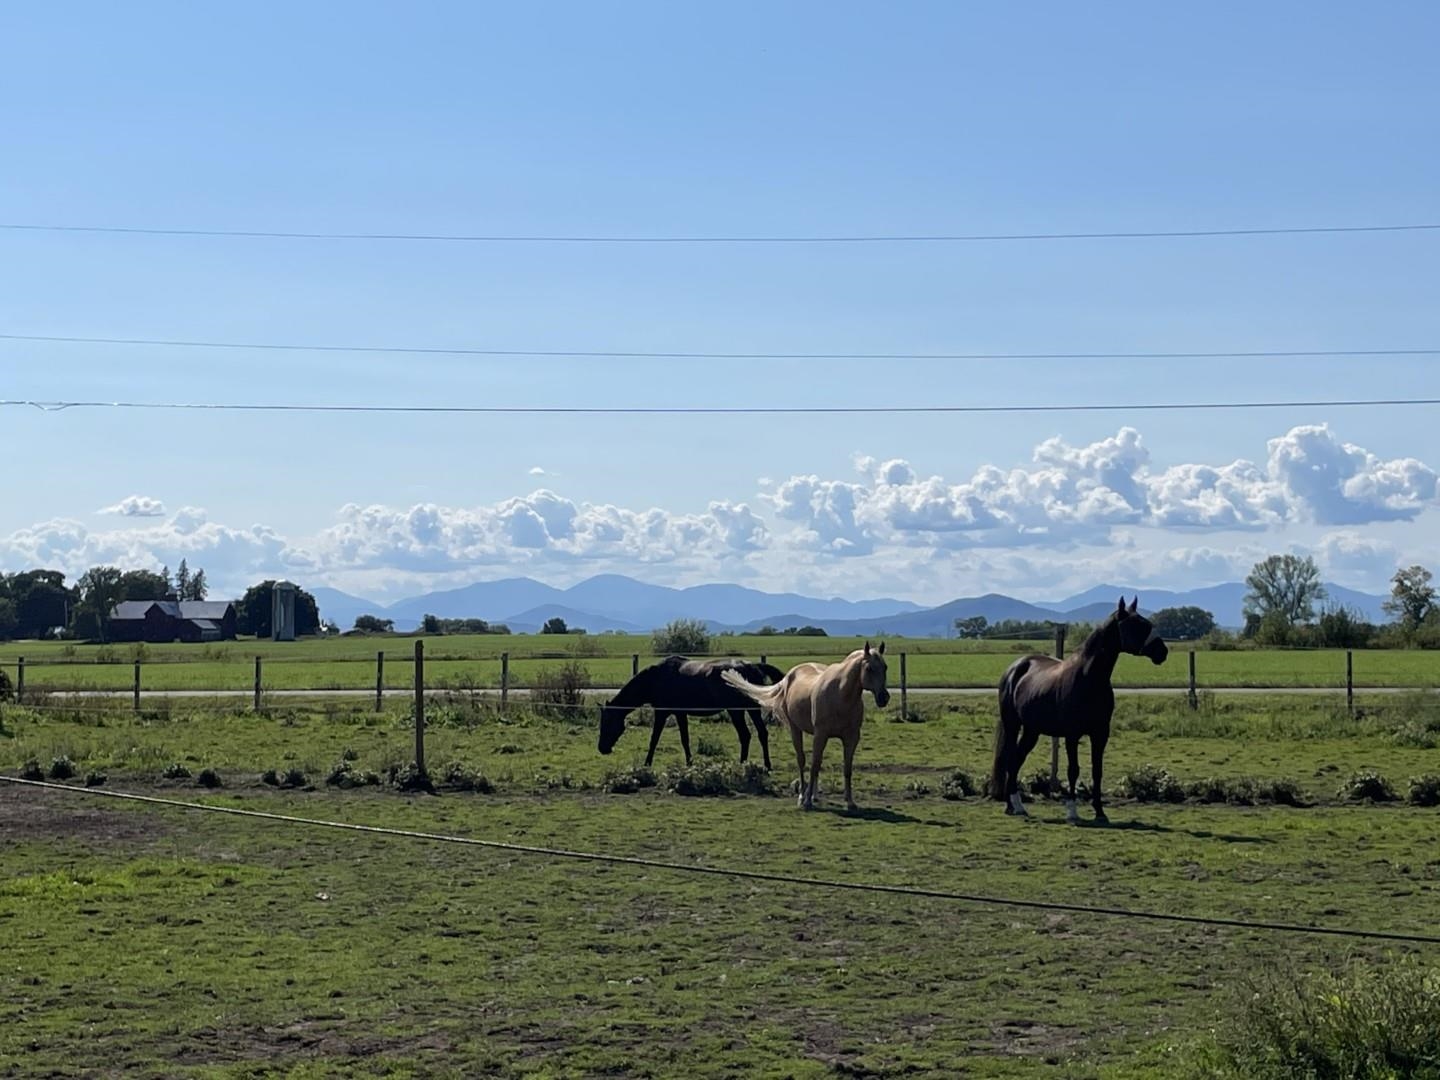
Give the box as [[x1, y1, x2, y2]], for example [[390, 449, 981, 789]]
[[2, 691, 1439, 1077], [1, 634, 1437, 692]]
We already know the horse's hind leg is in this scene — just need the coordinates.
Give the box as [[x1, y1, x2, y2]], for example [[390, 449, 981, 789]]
[[1009, 728, 1042, 816], [750, 708, 772, 770], [805, 732, 829, 810], [789, 724, 807, 806], [728, 709, 751, 763], [1090, 727, 1110, 824], [644, 712, 667, 767], [1064, 736, 1081, 824]]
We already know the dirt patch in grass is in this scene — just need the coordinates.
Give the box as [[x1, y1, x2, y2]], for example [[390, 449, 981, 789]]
[[0, 786, 168, 846]]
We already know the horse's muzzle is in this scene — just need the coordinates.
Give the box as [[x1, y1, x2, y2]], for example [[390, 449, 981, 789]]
[[873, 687, 891, 708], [1143, 638, 1169, 665]]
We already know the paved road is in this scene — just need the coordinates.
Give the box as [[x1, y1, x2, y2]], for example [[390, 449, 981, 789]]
[[37, 685, 1438, 700]]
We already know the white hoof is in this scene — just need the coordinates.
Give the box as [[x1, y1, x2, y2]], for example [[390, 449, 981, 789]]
[[1009, 792, 1028, 817], [1065, 798, 1080, 824]]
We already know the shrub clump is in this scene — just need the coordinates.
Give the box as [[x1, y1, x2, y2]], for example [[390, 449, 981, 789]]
[[662, 761, 773, 797], [438, 761, 494, 794], [385, 762, 434, 793], [1407, 774, 1440, 808], [651, 618, 711, 656], [1184, 776, 1308, 807], [84, 771, 107, 788], [160, 762, 192, 781], [195, 768, 223, 789], [600, 764, 657, 794], [19, 759, 43, 781], [262, 766, 309, 789], [528, 661, 591, 721], [1115, 764, 1185, 803], [940, 769, 979, 800], [48, 756, 77, 781], [1337, 769, 1398, 803], [1024, 770, 1060, 800], [1183, 957, 1440, 1079], [325, 760, 380, 789]]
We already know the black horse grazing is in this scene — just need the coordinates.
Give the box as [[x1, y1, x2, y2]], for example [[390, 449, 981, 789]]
[[598, 656, 786, 768], [991, 597, 1168, 824]]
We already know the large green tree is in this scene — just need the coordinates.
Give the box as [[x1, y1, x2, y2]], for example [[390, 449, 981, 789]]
[[72, 566, 126, 641], [1383, 565, 1435, 633], [1243, 555, 1326, 629], [119, 569, 173, 601], [1151, 606, 1217, 640]]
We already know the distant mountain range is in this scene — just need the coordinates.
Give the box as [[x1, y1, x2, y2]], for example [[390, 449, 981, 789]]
[[308, 575, 1393, 638]]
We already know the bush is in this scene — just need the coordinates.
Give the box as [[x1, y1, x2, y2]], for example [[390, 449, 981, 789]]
[[1407, 774, 1440, 807], [652, 618, 711, 656], [1184, 776, 1308, 807], [196, 768, 223, 789], [1115, 764, 1185, 803], [661, 761, 773, 797], [1337, 769, 1398, 803], [385, 762, 433, 793], [601, 765, 658, 794], [940, 769, 979, 800], [694, 735, 727, 759], [1182, 956, 1440, 1080], [263, 766, 308, 789], [439, 762, 494, 794], [325, 760, 379, 789], [1024, 769, 1060, 800], [84, 771, 106, 788], [528, 661, 591, 721], [160, 762, 192, 781], [48, 756, 76, 781], [19, 758, 43, 781]]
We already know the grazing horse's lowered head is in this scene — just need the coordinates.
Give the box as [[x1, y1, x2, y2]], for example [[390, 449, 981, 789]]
[[597, 698, 627, 755], [1114, 596, 1169, 665], [859, 639, 891, 707]]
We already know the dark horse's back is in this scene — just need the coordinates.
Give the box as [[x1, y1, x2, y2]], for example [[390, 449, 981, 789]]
[[651, 655, 784, 710]]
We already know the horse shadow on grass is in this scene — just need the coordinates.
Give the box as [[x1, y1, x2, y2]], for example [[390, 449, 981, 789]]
[[815, 805, 934, 826], [1037, 815, 1272, 845]]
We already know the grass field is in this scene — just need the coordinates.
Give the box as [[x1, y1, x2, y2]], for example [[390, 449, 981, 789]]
[[2, 633, 1437, 692], [3, 691, 1439, 1076]]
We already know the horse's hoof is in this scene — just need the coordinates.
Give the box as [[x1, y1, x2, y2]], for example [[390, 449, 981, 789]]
[[1093, 811, 1110, 825]]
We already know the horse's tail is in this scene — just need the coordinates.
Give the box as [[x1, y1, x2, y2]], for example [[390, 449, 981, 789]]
[[991, 658, 1030, 801], [722, 668, 789, 726]]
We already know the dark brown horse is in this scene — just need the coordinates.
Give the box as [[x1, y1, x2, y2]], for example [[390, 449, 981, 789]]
[[598, 655, 786, 768], [991, 597, 1168, 823]]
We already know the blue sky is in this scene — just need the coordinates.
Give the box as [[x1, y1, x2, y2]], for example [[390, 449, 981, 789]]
[[2, 2, 1438, 604]]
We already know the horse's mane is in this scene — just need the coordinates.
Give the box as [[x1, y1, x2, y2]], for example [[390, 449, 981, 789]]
[[1074, 612, 1121, 660]]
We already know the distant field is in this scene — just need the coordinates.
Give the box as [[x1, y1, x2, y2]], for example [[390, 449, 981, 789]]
[[2, 633, 1436, 692]]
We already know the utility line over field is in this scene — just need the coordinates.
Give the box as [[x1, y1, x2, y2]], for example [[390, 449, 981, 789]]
[[3, 221, 1439, 244], [4, 333, 1437, 362], [4, 397, 1440, 416]]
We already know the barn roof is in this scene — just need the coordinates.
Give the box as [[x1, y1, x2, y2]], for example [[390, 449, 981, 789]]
[[111, 600, 181, 620], [177, 601, 234, 619]]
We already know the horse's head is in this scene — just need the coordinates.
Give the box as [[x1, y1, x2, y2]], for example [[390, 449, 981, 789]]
[[597, 699, 627, 754], [1114, 596, 1168, 665], [861, 639, 891, 707]]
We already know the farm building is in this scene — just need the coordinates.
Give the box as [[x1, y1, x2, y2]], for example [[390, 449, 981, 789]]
[[107, 600, 238, 643]]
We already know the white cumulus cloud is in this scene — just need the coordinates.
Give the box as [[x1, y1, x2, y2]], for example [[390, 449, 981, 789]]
[[98, 495, 167, 518]]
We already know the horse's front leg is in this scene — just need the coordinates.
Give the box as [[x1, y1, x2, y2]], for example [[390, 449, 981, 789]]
[[677, 714, 692, 765], [1065, 736, 1081, 824], [644, 711, 667, 767], [840, 734, 859, 811], [1090, 727, 1109, 823], [806, 732, 829, 810], [728, 709, 751, 763]]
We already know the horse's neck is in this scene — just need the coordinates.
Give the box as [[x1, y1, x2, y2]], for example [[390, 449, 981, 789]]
[[1076, 622, 1121, 681], [839, 653, 865, 699], [613, 672, 653, 709]]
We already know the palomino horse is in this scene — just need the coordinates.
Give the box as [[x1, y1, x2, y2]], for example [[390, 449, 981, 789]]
[[723, 642, 890, 810], [597, 656, 785, 768], [991, 597, 1168, 824]]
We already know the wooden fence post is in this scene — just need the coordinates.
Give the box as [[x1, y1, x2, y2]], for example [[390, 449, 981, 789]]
[[414, 639, 426, 774], [253, 656, 262, 712], [16, 657, 23, 704], [1188, 650, 1198, 710], [899, 652, 908, 718], [500, 652, 510, 717], [759, 654, 767, 668], [133, 659, 141, 712], [375, 651, 385, 712], [631, 653, 639, 677], [1346, 650, 1354, 716], [1050, 626, 1067, 790]]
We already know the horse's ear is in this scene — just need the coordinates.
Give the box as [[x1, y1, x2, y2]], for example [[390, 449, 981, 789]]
[[877, 640, 885, 655], [1129, 596, 1139, 614], [863, 640, 871, 656], [1116, 596, 1127, 615]]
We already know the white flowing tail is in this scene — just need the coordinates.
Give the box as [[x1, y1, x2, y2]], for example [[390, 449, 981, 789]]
[[722, 669, 790, 727]]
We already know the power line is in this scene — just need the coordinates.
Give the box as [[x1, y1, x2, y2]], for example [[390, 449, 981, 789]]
[[4, 396, 1439, 417], [4, 777, 1437, 946], [3, 221, 1439, 244], [4, 332, 1437, 362]]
